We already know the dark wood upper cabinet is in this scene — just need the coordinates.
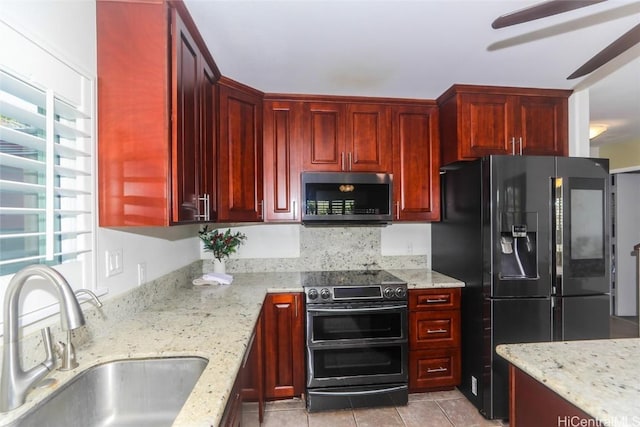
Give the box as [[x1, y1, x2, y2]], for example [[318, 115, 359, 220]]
[[301, 101, 391, 172], [263, 99, 303, 222], [345, 103, 392, 172], [97, 0, 219, 226], [172, 10, 216, 223], [200, 63, 218, 222], [516, 95, 569, 156], [303, 102, 346, 171], [392, 103, 440, 222], [217, 77, 264, 222], [438, 85, 571, 166]]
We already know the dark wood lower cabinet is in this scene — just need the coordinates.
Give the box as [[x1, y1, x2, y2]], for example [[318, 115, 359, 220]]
[[408, 288, 462, 392], [263, 293, 305, 399], [509, 365, 595, 427], [221, 309, 265, 426], [409, 347, 461, 391], [222, 293, 304, 425]]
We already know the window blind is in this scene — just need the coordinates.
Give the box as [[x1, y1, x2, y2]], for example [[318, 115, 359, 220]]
[[0, 68, 93, 277]]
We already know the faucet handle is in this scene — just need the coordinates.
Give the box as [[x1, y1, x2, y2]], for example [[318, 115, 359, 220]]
[[41, 327, 55, 371], [54, 331, 79, 371]]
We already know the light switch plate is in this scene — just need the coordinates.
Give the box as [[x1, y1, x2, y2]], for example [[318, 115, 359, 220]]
[[106, 249, 123, 277], [137, 262, 147, 286]]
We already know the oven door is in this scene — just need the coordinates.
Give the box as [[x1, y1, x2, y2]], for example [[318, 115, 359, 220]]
[[306, 341, 408, 388], [306, 302, 408, 388], [306, 303, 407, 345]]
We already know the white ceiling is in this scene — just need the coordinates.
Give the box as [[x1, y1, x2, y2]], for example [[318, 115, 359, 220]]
[[184, 0, 640, 148]]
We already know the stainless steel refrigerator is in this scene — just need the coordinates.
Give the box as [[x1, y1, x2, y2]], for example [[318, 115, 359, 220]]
[[432, 155, 610, 420]]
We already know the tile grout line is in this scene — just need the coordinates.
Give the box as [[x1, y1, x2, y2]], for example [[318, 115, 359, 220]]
[[435, 399, 457, 427]]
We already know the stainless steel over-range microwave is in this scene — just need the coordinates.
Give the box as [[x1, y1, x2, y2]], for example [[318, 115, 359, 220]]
[[301, 172, 393, 225]]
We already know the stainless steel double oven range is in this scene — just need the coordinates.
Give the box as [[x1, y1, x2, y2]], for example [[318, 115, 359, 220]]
[[302, 270, 409, 412]]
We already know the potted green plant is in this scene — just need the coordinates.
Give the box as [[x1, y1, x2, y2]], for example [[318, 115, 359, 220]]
[[198, 226, 247, 273]]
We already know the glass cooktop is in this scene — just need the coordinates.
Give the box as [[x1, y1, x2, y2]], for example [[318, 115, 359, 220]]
[[301, 270, 406, 288]]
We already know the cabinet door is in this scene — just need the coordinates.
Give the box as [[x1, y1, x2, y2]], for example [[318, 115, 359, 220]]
[[263, 100, 303, 222], [392, 105, 440, 221], [303, 102, 345, 171], [200, 63, 217, 222], [97, 0, 170, 226], [218, 81, 264, 222], [459, 93, 514, 158], [345, 104, 391, 172], [516, 96, 568, 156], [263, 293, 305, 399], [241, 308, 264, 424], [172, 11, 200, 223]]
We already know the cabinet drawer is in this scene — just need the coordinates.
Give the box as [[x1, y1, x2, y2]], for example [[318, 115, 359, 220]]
[[409, 348, 461, 391], [410, 310, 460, 349], [409, 288, 460, 310]]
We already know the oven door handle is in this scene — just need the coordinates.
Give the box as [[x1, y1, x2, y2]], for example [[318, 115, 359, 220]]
[[307, 305, 406, 313], [309, 384, 407, 396]]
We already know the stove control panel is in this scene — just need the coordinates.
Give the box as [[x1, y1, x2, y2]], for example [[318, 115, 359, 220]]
[[304, 284, 407, 304]]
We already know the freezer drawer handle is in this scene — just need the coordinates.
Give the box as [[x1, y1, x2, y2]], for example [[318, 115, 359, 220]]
[[426, 367, 448, 373], [427, 328, 448, 334]]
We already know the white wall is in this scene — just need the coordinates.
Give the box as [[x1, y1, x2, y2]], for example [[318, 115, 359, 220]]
[[569, 89, 591, 157], [1, 0, 202, 303], [614, 173, 640, 316]]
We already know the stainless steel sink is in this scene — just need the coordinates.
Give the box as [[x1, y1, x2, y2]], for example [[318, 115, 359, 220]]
[[9, 357, 208, 427]]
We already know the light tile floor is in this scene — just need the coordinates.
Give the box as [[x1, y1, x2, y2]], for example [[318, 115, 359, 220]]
[[250, 389, 509, 427], [242, 316, 638, 426]]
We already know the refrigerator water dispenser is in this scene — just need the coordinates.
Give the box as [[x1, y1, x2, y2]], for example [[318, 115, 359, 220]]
[[499, 213, 538, 279]]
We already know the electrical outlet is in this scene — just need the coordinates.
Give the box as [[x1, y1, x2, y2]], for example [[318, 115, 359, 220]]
[[105, 249, 123, 277], [137, 262, 147, 286], [471, 376, 478, 396]]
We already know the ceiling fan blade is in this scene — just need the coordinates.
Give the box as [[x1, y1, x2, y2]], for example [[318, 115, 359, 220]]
[[492, 0, 607, 29], [567, 23, 640, 79]]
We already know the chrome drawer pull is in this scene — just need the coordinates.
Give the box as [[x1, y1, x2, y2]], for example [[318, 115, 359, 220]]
[[427, 367, 448, 373], [425, 298, 448, 303], [427, 328, 448, 334]]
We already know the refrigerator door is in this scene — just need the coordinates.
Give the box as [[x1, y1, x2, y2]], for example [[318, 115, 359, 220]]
[[554, 294, 610, 340], [554, 157, 610, 296], [488, 156, 555, 298], [485, 297, 552, 419]]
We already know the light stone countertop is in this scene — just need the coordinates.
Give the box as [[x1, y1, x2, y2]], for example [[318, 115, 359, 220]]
[[496, 339, 640, 427], [2, 269, 462, 427]]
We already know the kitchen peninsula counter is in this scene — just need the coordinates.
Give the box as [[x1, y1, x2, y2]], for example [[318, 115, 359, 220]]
[[497, 339, 640, 426], [2, 268, 462, 426]]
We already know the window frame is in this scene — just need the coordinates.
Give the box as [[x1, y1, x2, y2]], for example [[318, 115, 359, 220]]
[[0, 20, 97, 331]]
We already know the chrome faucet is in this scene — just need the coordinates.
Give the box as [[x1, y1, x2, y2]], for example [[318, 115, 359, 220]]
[[1, 265, 86, 412]]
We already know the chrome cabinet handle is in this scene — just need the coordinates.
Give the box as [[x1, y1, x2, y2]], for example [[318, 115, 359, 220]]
[[425, 298, 448, 303], [292, 200, 297, 220], [196, 194, 210, 221], [348, 152, 353, 170], [341, 152, 346, 171], [427, 328, 448, 334], [519, 137, 523, 155], [426, 367, 447, 373], [511, 137, 516, 155], [396, 201, 400, 220]]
